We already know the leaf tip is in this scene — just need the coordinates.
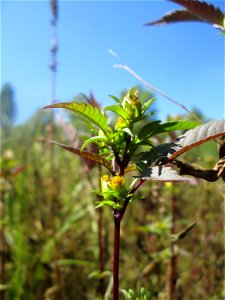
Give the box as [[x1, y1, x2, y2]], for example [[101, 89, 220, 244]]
[[42, 104, 54, 110]]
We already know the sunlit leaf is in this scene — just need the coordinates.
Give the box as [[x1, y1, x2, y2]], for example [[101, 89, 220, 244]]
[[81, 136, 108, 150], [142, 98, 156, 113], [52, 141, 113, 173], [108, 94, 121, 104], [138, 120, 199, 142], [43, 101, 111, 135], [104, 105, 128, 120], [154, 120, 200, 133], [122, 127, 133, 138]]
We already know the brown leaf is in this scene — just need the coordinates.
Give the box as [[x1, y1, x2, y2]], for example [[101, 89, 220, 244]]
[[169, 0, 224, 27], [145, 10, 202, 26], [52, 141, 113, 173]]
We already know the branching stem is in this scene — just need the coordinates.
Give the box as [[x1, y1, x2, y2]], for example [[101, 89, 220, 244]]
[[112, 179, 145, 299]]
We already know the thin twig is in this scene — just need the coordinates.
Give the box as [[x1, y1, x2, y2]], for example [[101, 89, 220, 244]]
[[114, 64, 201, 122]]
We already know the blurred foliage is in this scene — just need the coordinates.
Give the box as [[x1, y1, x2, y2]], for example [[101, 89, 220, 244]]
[[0, 84, 17, 137], [0, 93, 224, 300]]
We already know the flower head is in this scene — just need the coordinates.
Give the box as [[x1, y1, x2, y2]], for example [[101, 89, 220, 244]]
[[108, 175, 125, 190]]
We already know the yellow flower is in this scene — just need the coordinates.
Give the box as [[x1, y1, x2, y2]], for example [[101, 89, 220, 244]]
[[108, 175, 125, 190], [115, 117, 126, 129]]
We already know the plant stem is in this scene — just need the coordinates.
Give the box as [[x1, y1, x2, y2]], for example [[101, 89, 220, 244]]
[[112, 211, 121, 300], [112, 179, 145, 300]]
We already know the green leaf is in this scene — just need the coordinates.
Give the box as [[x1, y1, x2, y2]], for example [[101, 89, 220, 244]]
[[121, 289, 134, 299], [138, 120, 199, 141], [108, 95, 121, 104], [104, 105, 128, 120], [52, 141, 113, 173], [153, 119, 200, 134], [88, 270, 111, 279], [142, 98, 156, 113], [138, 120, 161, 140], [81, 136, 108, 150], [95, 200, 118, 209], [43, 101, 111, 135]]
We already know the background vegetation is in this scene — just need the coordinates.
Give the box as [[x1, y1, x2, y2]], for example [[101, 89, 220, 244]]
[[1, 0, 224, 299], [0, 86, 224, 299]]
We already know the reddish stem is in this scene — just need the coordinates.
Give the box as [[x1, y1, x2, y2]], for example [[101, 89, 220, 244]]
[[112, 179, 145, 300], [112, 212, 121, 300]]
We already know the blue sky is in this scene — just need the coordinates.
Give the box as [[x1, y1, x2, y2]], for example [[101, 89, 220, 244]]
[[1, 0, 224, 124]]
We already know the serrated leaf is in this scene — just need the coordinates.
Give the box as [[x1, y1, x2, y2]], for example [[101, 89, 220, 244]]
[[43, 101, 111, 135], [81, 136, 108, 150], [170, 0, 224, 27], [52, 141, 113, 172], [145, 0, 225, 31], [139, 165, 195, 183], [166, 119, 225, 161], [104, 105, 128, 120], [145, 10, 202, 26]]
